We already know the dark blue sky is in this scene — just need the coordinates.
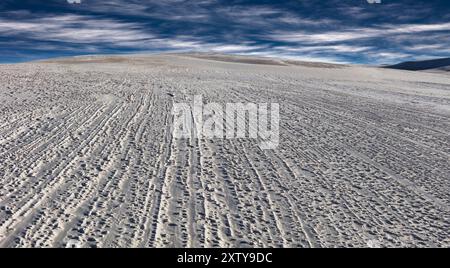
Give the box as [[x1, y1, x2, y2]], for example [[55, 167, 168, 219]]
[[0, 0, 449, 64]]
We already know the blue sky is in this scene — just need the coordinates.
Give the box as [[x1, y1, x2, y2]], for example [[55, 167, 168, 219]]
[[0, 0, 449, 64]]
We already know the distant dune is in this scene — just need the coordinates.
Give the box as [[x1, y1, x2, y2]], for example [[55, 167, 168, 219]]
[[385, 57, 450, 72], [36, 53, 348, 69], [179, 53, 346, 68]]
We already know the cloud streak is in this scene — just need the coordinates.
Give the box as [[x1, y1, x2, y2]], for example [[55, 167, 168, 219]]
[[0, 0, 449, 64]]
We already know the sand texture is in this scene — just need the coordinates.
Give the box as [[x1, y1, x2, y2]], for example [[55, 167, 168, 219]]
[[0, 54, 449, 248]]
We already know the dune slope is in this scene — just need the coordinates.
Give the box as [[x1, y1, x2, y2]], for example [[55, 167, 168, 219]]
[[0, 54, 449, 248]]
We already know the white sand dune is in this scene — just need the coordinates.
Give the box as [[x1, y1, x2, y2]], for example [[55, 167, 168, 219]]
[[0, 54, 449, 248]]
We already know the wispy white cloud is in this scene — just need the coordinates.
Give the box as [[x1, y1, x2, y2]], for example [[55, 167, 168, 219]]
[[0, 0, 449, 64], [278, 45, 374, 53], [271, 22, 450, 44], [0, 14, 268, 56], [0, 15, 154, 44]]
